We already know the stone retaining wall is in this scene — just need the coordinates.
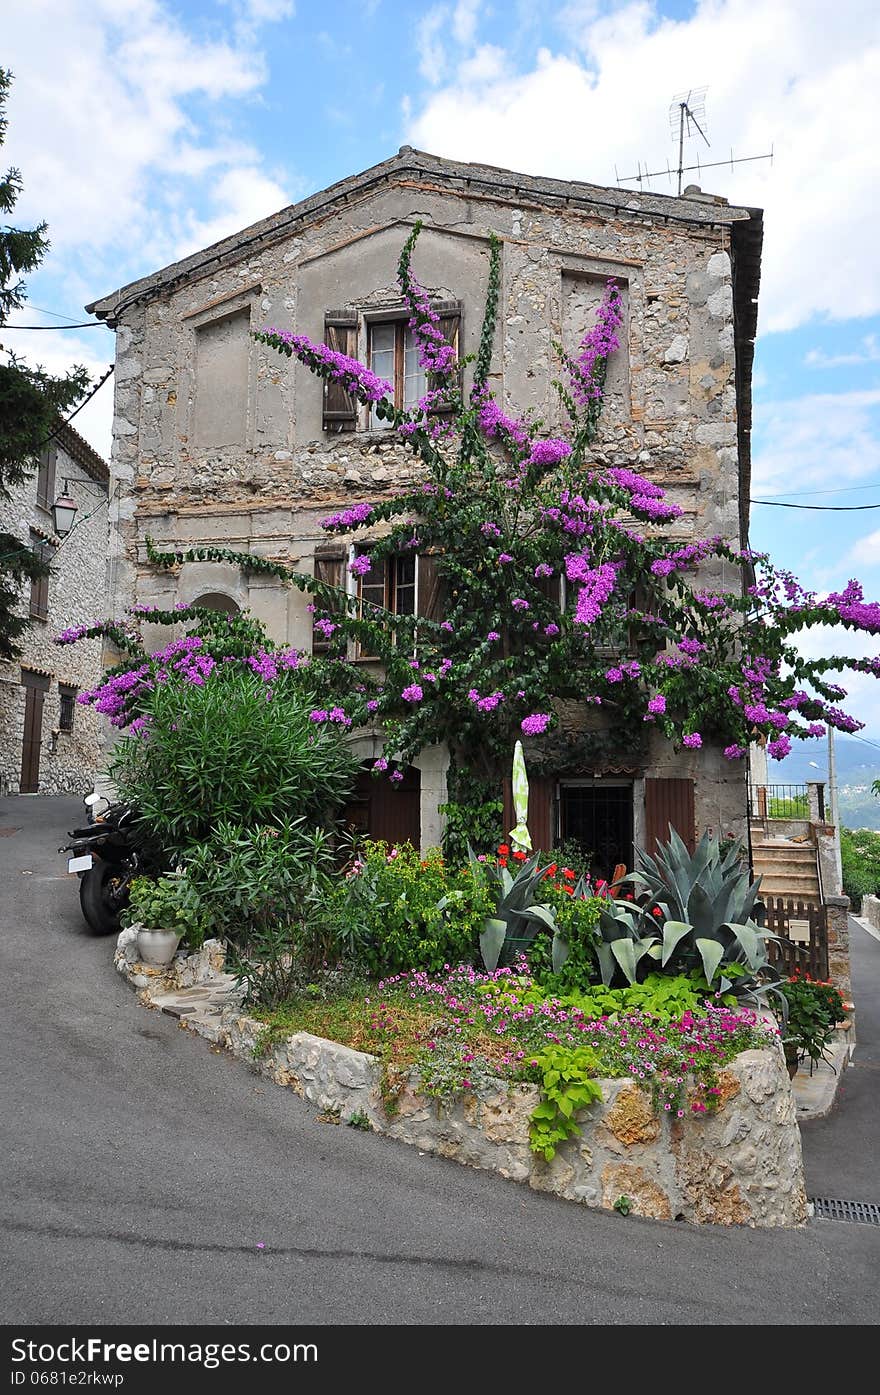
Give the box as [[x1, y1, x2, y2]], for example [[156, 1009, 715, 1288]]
[[862, 894, 880, 932], [115, 932, 808, 1229]]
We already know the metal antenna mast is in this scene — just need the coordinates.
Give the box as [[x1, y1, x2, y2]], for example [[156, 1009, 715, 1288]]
[[673, 89, 710, 195], [615, 87, 773, 195]]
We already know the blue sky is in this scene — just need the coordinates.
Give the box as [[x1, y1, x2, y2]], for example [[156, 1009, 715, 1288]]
[[4, 0, 880, 757]]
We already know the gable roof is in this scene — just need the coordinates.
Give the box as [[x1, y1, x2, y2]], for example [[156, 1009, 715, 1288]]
[[86, 145, 762, 325], [55, 418, 109, 486]]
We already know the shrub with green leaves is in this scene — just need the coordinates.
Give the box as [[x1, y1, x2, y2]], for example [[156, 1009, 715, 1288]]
[[110, 669, 356, 855], [344, 841, 492, 975], [841, 826, 880, 912], [120, 871, 211, 949]]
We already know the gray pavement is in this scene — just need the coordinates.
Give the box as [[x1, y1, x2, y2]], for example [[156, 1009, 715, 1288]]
[[800, 917, 880, 1204], [1, 795, 878, 1326]]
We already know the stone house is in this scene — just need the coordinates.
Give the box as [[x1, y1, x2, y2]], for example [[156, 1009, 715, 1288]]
[[0, 422, 109, 795], [85, 146, 763, 871]]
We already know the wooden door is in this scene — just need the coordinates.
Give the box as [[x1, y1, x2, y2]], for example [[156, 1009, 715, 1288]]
[[342, 766, 421, 848], [503, 775, 555, 852], [20, 671, 49, 793], [644, 777, 695, 857]]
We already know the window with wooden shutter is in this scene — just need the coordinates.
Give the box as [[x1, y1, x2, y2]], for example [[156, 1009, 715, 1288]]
[[29, 532, 49, 620], [367, 302, 460, 427], [312, 550, 345, 652], [323, 311, 358, 433], [36, 447, 56, 512]]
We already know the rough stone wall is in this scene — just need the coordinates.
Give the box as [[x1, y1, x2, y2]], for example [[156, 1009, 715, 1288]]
[[101, 166, 752, 841], [115, 933, 807, 1229], [0, 442, 108, 795]]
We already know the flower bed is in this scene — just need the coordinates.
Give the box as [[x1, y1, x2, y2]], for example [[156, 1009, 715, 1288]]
[[115, 934, 808, 1228]]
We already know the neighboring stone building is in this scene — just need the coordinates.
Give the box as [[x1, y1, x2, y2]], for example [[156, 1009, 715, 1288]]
[[0, 422, 109, 795], [85, 146, 762, 865]]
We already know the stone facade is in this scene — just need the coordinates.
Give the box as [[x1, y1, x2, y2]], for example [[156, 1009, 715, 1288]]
[[0, 424, 109, 795], [87, 146, 763, 855], [115, 932, 807, 1228]]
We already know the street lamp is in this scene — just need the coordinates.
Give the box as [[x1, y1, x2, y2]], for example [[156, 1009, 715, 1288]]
[[51, 477, 110, 539], [51, 488, 78, 537]]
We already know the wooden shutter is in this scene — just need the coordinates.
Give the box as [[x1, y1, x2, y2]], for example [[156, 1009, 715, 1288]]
[[312, 550, 344, 652], [428, 300, 461, 411], [29, 533, 49, 619], [323, 311, 358, 432], [416, 553, 446, 623], [36, 447, 56, 511], [644, 778, 695, 857]]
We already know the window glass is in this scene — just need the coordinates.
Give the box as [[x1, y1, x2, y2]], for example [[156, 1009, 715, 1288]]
[[403, 328, 427, 410], [395, 554, 416, 616], [369, 323, 396, 430]]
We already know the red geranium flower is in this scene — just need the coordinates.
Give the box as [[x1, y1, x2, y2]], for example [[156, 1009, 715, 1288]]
[[497, 844, 510, 856], [562, 868, 575, 881], [512, 850, 527, 862]]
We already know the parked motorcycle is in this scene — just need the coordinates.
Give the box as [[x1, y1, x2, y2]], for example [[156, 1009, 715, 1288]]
[[61, 794, 160, 935]]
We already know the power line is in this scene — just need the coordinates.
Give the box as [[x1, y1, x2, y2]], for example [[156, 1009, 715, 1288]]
[[750, 498, 880, 511], [24, 305, 94, 323], [756, 481, 880, 499], [5, 320, 106, 330], [33, 366, 114, 455]]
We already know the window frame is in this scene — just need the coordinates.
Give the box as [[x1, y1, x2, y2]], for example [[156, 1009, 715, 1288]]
[[362, 300, 461, 432], [351, 547, 419, 660], [58, 684, 77, 733], [365, 312, 428, 428]]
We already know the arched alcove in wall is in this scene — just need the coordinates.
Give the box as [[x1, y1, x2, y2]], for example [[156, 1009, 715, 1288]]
[[341, 763, 421, 847], [191, 591, 240, 615]]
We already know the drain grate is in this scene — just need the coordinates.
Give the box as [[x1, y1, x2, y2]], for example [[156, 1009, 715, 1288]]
[[810, 1197, 880, 1225]]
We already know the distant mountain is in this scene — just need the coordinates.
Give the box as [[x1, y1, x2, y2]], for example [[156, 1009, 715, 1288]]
[[769, 736, 880, 830]]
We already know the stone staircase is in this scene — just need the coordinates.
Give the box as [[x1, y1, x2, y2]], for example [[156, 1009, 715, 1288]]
[[750, 833, 822, 907]]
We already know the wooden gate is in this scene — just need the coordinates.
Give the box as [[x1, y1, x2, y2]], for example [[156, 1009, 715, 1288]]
[[644, 777, 695, 856], [762, 897, 829, 980], [19, 670, 49, 793]]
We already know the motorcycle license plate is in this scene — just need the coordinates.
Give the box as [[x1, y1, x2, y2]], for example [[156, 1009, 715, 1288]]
[[68, 854, 93, 873]]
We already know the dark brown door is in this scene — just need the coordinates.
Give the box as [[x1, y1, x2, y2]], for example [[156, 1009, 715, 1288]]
[[644, 777, 695, 857], [20, 671, 49, 793], [342, 766, 421, 848]]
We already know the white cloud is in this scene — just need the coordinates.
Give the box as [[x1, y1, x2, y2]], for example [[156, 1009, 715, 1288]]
[[750, 388, 880, 496], [786, 620, 880, 738], [2, 0, 298, 460], [3, 2, 286, 272], [406, 0, 880, 334], [805, 335, 880, 369], [0, 330, 115, 462], [848, 528, 880, 568]]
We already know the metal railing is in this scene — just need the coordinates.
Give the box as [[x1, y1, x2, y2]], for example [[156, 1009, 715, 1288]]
[[749, 782, 825, 821]]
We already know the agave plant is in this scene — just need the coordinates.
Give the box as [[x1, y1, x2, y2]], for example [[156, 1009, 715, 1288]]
[[626, 826, 783, 1000], [465, 849, 557, 971]]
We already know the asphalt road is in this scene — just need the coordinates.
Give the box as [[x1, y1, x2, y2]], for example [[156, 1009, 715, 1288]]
[[1, 795, 878, 1326]]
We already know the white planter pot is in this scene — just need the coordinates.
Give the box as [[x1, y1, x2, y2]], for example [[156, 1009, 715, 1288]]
[[137, 928, 183, 966]]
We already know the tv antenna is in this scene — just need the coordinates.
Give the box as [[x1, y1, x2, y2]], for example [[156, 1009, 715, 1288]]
[[615, 86, 773, 196], [671, 89, 709, 195]]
